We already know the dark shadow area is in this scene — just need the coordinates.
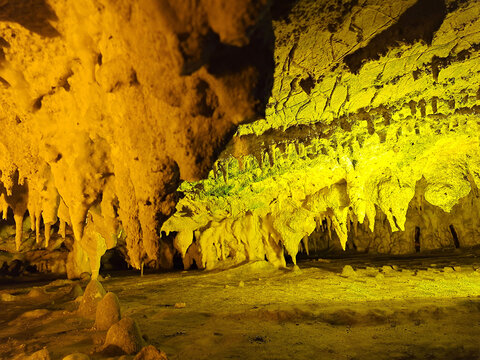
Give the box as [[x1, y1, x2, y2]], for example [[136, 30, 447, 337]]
[[172, 252, 184, 270], [0, 0, 59, 37], [100, 248, 130, 272], [270, 0, 300, 22], [415, 226, 421, 253], [207, 14, 274, 119], [344, 0, 447, 74]]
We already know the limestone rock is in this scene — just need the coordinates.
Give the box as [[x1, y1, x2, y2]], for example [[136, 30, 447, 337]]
[[95, 292, 121, 331], [162, 0, 480, 270], [134, 345, 168, 360], [103, 317, 145, 355], [77, 280, 106, 319]]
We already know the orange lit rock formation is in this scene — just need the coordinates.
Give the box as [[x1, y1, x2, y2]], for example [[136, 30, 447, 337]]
[[0, 0, 273, 277]]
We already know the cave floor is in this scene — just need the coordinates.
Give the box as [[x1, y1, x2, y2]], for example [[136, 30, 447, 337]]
[[1, 251, 480, 360]]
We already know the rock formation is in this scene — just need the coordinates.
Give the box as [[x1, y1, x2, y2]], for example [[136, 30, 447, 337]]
[[1, 0, 480, 275], [163, 0, 480, 268], [0, 0, 273, 277]]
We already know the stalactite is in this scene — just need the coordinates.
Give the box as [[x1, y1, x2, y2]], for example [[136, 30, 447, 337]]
[[14, 213, 23, 251]]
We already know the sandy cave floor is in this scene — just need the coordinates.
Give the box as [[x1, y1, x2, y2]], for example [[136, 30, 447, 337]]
[[1, 251, 480, 360]]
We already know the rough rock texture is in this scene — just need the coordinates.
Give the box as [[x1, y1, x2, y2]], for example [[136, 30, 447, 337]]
[[134, 345, 168, 360], [163, 0, 480, 268], [103, 317, 145, 355], [95, 291, 121, 331], [0, 0, 273, 277], [77, 279, 106, 319]]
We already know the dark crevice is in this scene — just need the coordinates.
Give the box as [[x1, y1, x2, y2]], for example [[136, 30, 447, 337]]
[[0, 76, 10, 88], [189, 259, 198, 270], [32, 95, 44, 111], [392, 215, 400, 231], [344, 0, 447, 74], [172, 252, 184, 270], [192, 80, 217, 117], [299, 75, 315, 95], [449, 224, 460, 248], [414, 226, 421, 252], [284, 253, 294, 265]]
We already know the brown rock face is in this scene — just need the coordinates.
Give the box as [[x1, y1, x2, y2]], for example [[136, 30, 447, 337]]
[[0, 0, 274, 276]]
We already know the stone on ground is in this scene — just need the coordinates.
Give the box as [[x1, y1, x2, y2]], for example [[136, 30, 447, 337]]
[[103, 317, 145, 355], [24, 348, 51, 360], [134, 345, 169, 360], [341, 265, 357, 278], [95, 292, 121, 330], [77, 280, 106, 319]]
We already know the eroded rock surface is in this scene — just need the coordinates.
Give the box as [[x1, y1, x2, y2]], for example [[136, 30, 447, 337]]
[[164, 0, 480, 268]]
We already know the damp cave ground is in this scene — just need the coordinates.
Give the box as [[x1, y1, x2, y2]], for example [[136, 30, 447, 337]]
[[1, 249, 480, 360]]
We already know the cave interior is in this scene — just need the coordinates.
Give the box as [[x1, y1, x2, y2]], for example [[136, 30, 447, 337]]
[[1, 0, 480, 359]]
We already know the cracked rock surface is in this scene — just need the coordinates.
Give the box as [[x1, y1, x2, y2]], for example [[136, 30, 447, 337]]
[[164, 0, 480, 269]]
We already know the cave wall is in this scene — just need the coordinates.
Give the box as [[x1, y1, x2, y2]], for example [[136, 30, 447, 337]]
[[0, 0, 273, 277], [163, 0, 480, 269]]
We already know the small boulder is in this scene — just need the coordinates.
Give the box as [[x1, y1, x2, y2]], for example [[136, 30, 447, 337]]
[[28, 288, 45, 298], [62, 353, 90, 360], [134, 345, 168, 360], [341, 265, 357, 278], [77, 280, 106, 319], [381, 265, 395, 273], [103, 317, 145, 355], [26, 348, 51, 360], [95, 292, 121, 330]]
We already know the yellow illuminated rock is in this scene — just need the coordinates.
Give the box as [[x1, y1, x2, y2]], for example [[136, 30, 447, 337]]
[[164, 0, 480, 268]]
